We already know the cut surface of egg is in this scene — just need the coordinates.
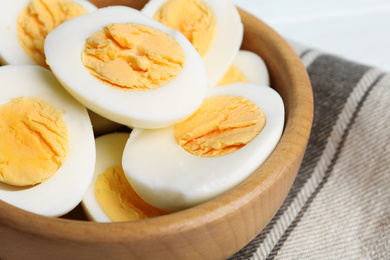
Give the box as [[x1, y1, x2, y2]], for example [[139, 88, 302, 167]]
[[122, 83, 284, 212], [218, 50, 270, 86], [45, 6, 207, 128], [82, 132, 167, 222], [142, 0, 244, 87], [0, 0, 97, 68], [0, 65, 95, 217]]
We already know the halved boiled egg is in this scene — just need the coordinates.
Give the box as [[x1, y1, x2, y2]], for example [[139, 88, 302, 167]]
[[44, 6, 208, 129], [0, 0, 97, 68], [82, 132, 167, 222], [0, 65, 95, 217], [217, 50, 270, 87], [122, 83, 284, 212], [141, 0, 244, 87]]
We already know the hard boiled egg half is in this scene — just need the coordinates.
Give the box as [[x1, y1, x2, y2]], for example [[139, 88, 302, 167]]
[[82, 132, 167, 222], [122, 83, 284, 212], [217, 50, 270, 87], [44, 6, 208, 129], [0, 65, 95, 217], [141, 0, 244, 87], [0, 0, 97, 68]]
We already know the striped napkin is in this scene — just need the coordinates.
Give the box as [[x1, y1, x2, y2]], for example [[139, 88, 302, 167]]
[[229, 42, 390, 260]]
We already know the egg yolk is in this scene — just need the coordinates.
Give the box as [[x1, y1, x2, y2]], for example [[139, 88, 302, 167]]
[[95, 165, 167, 222], [153, 0, 216, 57], [217, 65, 247, 86], [81, 23, 186, 91], [17, 0, 88, 68], [174, 95, 266, 157], [0, 97, 69, 186]]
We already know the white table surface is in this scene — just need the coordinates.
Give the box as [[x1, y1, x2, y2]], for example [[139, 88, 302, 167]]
[[231, 0, 390, 72]]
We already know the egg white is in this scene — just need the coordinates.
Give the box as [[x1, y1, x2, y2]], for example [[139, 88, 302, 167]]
[[0, 0, 97, 66], [44, 6, 208, 129], [122, 83, 285, 212], [82, 132, 130, 222], [232, 50, 270, 86], [0, 65, 95, 217], [141, 0, 244, 87]]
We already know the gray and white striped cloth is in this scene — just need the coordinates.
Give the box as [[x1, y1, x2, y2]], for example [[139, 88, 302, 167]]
[[230, 42, 390, 260]]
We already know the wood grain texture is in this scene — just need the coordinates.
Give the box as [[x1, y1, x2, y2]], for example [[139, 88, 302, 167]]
[[0, 1, 313, 259]]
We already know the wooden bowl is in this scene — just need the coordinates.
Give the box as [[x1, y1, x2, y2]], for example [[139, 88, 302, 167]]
[[0, 1, 313, 259]]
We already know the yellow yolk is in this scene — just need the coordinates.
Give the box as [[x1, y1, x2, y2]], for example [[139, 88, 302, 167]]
[[95, 165, 167, 222], [17, 0, 88, 68], [217, 65, 247, 86], [174, 95, 266, 157], [0, 97, 69, 186], [81, 23, 186, 91], [153, 0, 216, 57]]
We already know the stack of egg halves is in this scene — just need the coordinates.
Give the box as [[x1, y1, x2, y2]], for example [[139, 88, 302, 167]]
[[0, 0, 283, 222]]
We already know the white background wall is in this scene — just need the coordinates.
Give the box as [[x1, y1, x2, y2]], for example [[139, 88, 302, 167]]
[[231, 0, 390, 71]]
